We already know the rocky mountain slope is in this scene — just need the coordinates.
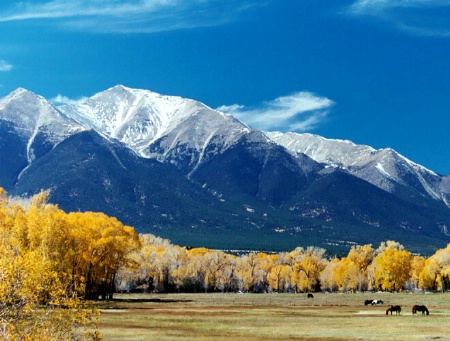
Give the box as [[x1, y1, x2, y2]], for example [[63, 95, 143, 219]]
[[266, 132, 450, 207], [1, 86, 449, 254]]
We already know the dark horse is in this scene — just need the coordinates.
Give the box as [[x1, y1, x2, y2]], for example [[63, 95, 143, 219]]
[[307, 293, 314, 299], [386, 305, 401, 315], [412, 305, 429, 315], [364, 299, 373, 306]]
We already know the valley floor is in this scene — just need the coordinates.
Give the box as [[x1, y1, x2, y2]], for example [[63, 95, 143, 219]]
[[98, 292, 450, 340]]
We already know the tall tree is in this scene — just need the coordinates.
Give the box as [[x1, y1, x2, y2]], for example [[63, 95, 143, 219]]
[[347, 244, 374, 291], [332, 257, 360, 292], [0, 189, 101, 340], [419, 245, 450, 291], [372, 243, 412, 291], [290, 247, 327, 292]]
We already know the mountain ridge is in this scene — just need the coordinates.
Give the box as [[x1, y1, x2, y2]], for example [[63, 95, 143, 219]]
[[1, 86, 450, 254], [266, 131, 448, 207]]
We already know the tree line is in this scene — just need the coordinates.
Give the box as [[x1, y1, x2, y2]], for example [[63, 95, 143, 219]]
[[117, 237, 450, 294], [2, 188, 450, 339]]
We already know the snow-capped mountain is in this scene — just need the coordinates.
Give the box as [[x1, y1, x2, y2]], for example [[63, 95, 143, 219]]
[[1, 86, 450, 253], [0, 88, 84, 164], [59, 85, 206, 154], [59, 85, 266, 175], [266, 132, 448, 206]]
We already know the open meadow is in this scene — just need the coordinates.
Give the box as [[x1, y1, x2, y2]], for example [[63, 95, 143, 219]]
[[97, 292, 450, 340]]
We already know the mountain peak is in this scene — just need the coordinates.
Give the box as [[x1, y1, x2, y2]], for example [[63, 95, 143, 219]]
[[109, 84, 146, 94], [268, 131, 444, 203], [61, 85, 194, 151], [1, 85, 450, 253], [0, 87, 55, 122], [0, 87, 42, 107], [10, 87, 31, 95], [95, 84, 162, 100], [0, 87, 85, 148]]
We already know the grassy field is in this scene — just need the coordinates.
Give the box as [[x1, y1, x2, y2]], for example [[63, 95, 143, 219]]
[[97, 292, 450, 340]]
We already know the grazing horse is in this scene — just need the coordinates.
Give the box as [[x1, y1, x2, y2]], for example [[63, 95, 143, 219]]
[[364, 299, 373, 306], [307, 293, 314, 299], [371, 300, 383, 305], [412, 305, 429, 315], [386, 305, 401, 315]]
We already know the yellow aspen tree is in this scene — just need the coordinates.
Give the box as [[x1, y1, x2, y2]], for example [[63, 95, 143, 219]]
[[236, 252, 265, 292], [419, 245, 450, 291], [117, 234, 169, 292], [290, 247, 327, 292], [409, 255, 425, 290], [200, 250, 230, 292], [268, 264, 292, 292], [41, 209, 141, 300], [263, 253, 279, 292], [419, 256, 442, 290], [69, 211, 140, 300], [320, 257, 340, 292], [435, 245, 450, 291], [372, 246, 412, 291], [0, 189, 101, 340], [183, 247, 214, 292], [169, 246, 192, 292], [376, 240, 404, 253], [147, 244, 181, 292], [347, 244, 374, 291], [332, 257, 359, 292], [215, 253, 238, 292]]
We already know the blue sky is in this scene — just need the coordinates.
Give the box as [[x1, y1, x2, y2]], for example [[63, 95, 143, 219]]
[[1, 0, 449, 174]]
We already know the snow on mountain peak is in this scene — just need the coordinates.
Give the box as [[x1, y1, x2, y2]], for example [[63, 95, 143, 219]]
[[266, 132, 376, 169], [267, 131, 444, 202], [59, 85, 254, 160], [0, 87, 84, 137], [0, 88, 86, 167], [1, 85, 450, 209]]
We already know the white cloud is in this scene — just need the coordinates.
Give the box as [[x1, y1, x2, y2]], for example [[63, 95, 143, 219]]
[[0, 60, 13, 72], [0, 0, 262, 33], [217, 92, 334, 132], [347, 0, 450, 37], [50, 94, 87, 106]]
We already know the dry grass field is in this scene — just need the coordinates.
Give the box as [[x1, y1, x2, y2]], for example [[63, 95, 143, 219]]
[[97, 292, 450, 340]]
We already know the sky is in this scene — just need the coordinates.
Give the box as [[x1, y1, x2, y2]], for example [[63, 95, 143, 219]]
[[0, 0, 449, 175]]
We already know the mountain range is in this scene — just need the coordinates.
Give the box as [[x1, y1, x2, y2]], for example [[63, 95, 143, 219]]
[[1, 85, 449, 254]]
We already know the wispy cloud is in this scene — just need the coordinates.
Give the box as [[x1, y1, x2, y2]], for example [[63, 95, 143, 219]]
[[50, 94, 87, 106], [0, 60, 13, 72], [217, 92, 334, 132], [0, 0, 262, 33], [347, 0, 450, 37]]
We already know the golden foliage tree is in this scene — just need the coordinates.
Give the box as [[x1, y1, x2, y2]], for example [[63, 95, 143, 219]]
[[332, 257, 360, 292], [235, 252, 266, 292], [0, 189, 103, 340], [62, 211, 141, 300], [320, 258, 340, 292], [419, 244, 450, 291], [268, 264, 292, 292], [289, 247, 327, 292], [346, 244, 374, 291], [372, 242, 412, 291], [409, 255, 425, 290]]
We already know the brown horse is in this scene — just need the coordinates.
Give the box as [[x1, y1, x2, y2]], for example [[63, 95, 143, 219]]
[[412, 305, 429, 315], [386, 305, 401, 315]]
